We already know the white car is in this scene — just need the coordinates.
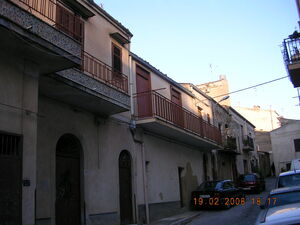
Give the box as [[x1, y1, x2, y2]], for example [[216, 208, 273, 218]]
[[275, 170, 300, 188], [256, 186, 300, 225]]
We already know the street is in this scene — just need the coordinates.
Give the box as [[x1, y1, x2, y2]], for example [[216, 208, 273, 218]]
[[187, 177, 276, 225]]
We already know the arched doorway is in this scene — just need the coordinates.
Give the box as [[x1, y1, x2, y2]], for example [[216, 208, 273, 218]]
[[56, 134, 82, 225], [119, 150, 133, 225]]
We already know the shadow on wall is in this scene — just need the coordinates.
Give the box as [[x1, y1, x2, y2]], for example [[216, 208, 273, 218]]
[[181, 162, 199, 208]]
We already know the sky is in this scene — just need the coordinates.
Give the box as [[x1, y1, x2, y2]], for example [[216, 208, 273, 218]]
[[96, 0, 300, 119]]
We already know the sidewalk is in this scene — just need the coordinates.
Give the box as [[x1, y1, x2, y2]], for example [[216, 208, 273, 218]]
[[149, 211, 201, 225]]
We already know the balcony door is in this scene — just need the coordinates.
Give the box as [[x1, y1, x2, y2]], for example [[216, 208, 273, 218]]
[[136, 65, 152, 117], [171, 87, 183, 127]]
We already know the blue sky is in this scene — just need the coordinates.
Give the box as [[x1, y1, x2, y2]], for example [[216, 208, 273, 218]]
[[96, 0, 300, 119]]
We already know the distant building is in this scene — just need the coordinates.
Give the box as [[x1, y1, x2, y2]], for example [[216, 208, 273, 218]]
[[235, 106, 281, 132], [271, 119, 300, 175], [184, 77, 258, 179], [234, 106, 282, 177], [196, 75, 231, 107]]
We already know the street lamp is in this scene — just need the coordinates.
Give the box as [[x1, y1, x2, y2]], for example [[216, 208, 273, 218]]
[[218, 95, 230, 103]]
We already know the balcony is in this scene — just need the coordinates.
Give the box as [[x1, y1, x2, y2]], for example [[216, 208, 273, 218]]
[[282, 33, 300, 87], [82, 52, 128, 94], [15, 0, 85, 43], [224, 136, 237, 150], [243, 135, 254, 151], [39, 51, 130, 116], [134, 91, 222, 150], [0, 0, 82, 73]]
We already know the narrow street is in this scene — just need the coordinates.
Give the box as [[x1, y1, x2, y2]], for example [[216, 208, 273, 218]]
[[187, 177, 276, 225]]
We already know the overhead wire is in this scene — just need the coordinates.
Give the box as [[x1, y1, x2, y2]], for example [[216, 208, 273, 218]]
[[212, 76, 289, 99]]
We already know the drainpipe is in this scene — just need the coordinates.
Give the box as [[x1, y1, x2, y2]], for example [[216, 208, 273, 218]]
[[129, 55, 134, 116], [130, 126, 149, 224], [141, 141, 150, 225]]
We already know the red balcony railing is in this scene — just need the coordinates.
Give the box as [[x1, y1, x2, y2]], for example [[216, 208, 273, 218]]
[[16, 0, 84, 43], [83, 52, 129, 93], [134, 91, 222, 145]]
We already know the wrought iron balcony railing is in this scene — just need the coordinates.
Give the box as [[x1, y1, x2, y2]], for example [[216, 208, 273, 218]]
[[82, 52, 128, 93], [224, 136, 237, 150], [282, 34, 300, 66], [243, 135, 254, 150], [134, 91, 222, 145], [15, 0, 84, 43]]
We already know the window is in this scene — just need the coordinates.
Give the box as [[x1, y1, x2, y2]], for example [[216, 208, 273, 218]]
[[207, 114, 210, 124], [294, 139, 300, 152], [218, 123, 222, 131], [112, 43, 122, 73]]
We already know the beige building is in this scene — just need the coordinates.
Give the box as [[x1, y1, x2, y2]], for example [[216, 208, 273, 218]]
[[0, 1, 136, 225], [131, 54, 222, 222], [196, 75, 231, 107], [234, 106, 282, 176], [191, 77, 258, 177], [234, 106, 281, 133], [182, 83, 257, 180], [0, 1, 258, 225]]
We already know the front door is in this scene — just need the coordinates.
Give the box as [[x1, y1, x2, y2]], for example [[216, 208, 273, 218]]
[[119, 151, 133, 225], [136, 65, 152, 117], [0, 133, 22, 225], [56, 134, 81, 225]]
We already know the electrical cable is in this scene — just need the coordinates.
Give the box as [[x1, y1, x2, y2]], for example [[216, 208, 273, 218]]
[[212, 76, 289, 98]]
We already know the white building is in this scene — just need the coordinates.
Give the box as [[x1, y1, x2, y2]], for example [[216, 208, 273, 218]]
[[271, 119, 300, 175]]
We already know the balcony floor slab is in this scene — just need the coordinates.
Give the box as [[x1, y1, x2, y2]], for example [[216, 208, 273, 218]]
[[136, 118, 221, 151]]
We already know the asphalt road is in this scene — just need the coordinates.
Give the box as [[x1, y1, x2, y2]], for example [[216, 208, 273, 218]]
[[186, 177, 276, 225]]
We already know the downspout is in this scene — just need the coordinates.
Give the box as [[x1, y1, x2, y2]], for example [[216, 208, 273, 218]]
[[129, 54, 134, 115], [129, 51, 149, 224], [133, 139, 149, 225], [141, 141, 150, 225]]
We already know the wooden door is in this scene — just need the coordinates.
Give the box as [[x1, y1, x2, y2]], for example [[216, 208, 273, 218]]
[[0, 133, 22, 225], [171, 87, 183, 127], [178, 167, 184, 208], [136, 66, 152, 117], [56, 134, 81, 225], [119, 151, 133, 225]]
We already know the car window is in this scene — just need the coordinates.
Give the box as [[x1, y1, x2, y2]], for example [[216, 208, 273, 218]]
[[268, 191, 300, 208], [223, 182, 233, 189], [243, 174, 256, 182], [197, 181, 222, 191], [278, 174, 300, 188]]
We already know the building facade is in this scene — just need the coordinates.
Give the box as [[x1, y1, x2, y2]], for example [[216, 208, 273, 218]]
[[131, 54, 222, 222], [0, 1, 257, 225], [234, 106, 281, 177], [271, 119, 300, 175]]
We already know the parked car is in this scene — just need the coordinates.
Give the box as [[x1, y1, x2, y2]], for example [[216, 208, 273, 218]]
[[275, 170, 300, 188], [237, 173, 265, 193], [191, 180, 244, 210], [290, 158, 300, 170], [256, 186, 300, 225]]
